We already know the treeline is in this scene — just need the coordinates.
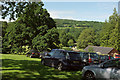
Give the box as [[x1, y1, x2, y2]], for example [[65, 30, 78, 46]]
[[55, 20, 104, 47], [54, 19, 103, 28], [56, 8, 120, 52], [77, 8, 120, 51]]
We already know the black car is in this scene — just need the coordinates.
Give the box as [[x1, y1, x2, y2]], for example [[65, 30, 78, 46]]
[[26, 49, 40, 58], [79, 52, 99, 65], [41, 49, 82, 70]]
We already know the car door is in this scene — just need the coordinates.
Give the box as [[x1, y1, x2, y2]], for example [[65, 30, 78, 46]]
[[52, 50, 65, 67], [97, 60, 116, 79], [110, 59, 120, 80], [44, 50, 55, 66]]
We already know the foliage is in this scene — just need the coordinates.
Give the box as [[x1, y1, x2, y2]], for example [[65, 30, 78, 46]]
[[56, 19, 103, 47], [2, 2, 59, 54], [54, 19, 103, 28], [68, 39, 74, 47], [77, 28, 96, 48], [100, 8, 120, 51], [62, 47, 73, 51]]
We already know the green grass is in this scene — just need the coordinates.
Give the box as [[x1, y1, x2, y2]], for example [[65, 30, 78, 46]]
[[1, 54, 82, 80]]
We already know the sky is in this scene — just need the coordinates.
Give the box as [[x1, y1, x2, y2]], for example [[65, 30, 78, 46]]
[[0, 1, 119, 22], [43, 2, 118, 22]]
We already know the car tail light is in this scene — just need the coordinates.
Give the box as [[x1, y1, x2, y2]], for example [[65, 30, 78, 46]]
[[38, 53, 40, 55], [89, 58, 92, 63], [32, 53, 35, 54]]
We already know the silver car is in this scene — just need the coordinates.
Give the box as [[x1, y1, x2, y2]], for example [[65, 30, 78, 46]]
[[82, 58, 120, 80]]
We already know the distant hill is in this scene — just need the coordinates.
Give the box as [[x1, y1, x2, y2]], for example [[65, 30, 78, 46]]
[[54, 19, 104, 30]]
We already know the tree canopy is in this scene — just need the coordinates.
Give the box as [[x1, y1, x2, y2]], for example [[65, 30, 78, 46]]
[[2, 2, 59, 54]]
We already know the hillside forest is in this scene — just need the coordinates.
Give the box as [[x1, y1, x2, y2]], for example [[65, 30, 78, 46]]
[[1, 2, 120, 54]]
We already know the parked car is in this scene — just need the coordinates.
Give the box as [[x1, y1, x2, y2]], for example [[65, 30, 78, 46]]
[[39, 51, 49, 58], [114, 54, 120, 59], [79, 52, 99, 65], [99, 55, 114, 63], [26, 49, 40, 58], [82, 58, 120, 80], [41, 49, 83, 70]]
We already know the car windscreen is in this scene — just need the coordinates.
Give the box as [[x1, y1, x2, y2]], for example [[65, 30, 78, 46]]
[[68, 52, 81, 60], [90, 53, 99, 58]]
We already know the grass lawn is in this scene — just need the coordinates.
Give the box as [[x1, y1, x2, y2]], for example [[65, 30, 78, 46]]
[[1, 54, 82, 80]]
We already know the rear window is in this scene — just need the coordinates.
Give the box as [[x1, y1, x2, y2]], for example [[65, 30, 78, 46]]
[[68, 52, 81, 60]]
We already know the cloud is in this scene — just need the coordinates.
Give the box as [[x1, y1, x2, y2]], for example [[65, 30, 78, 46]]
[[48, 10, 76, 19], [0, 18, 15, 22]]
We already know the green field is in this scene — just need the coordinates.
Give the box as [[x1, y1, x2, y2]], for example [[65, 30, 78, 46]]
[[1, 54, 82, 80], [57, 27, 86, 29]]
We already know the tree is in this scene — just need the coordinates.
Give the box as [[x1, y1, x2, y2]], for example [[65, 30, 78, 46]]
[[68, 39, 74, 47], [77, 28, 95, 48], [2, 21, 7, 37], [59, 30, 74, 47], [2, 2, 59, 53], [100, 8, 119, 51]]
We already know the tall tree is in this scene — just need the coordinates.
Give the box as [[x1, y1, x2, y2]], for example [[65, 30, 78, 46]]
[[100, 8, 120, 51], [77, 28, 95, 48], [2, 2, 59, 53]]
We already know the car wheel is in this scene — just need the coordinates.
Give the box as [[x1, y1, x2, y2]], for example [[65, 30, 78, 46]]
[[57, 62, 64, 71], [41, 60, 45, 65], [84, 72, 96, 80]]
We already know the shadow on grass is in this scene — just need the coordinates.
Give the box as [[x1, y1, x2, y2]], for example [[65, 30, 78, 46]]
[[2, 59, 82, 80]]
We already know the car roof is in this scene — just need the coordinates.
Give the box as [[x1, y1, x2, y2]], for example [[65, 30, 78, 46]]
[[51, 49, 78, 53]]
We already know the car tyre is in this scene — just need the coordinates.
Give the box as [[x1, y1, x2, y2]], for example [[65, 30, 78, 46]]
[[57, 62, 64, 71], [84, 72, 96, 80]]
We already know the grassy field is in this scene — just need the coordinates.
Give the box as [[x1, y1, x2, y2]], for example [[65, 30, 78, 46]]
[[57, 27, 87, 29], [1, 54, 82, 80]]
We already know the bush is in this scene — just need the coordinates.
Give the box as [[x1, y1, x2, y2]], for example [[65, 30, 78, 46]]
[[62, 47, 73, 51]]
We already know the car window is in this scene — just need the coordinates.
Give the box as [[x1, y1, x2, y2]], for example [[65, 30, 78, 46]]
[[104, 59, 120, 68], [53, 50, 66, 58], [48, 51, 55, 56], [116, 55, 120, 57], [53, 50, 61, 57], [83, 53, 89, 59], [68, 52, 81, 60]]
